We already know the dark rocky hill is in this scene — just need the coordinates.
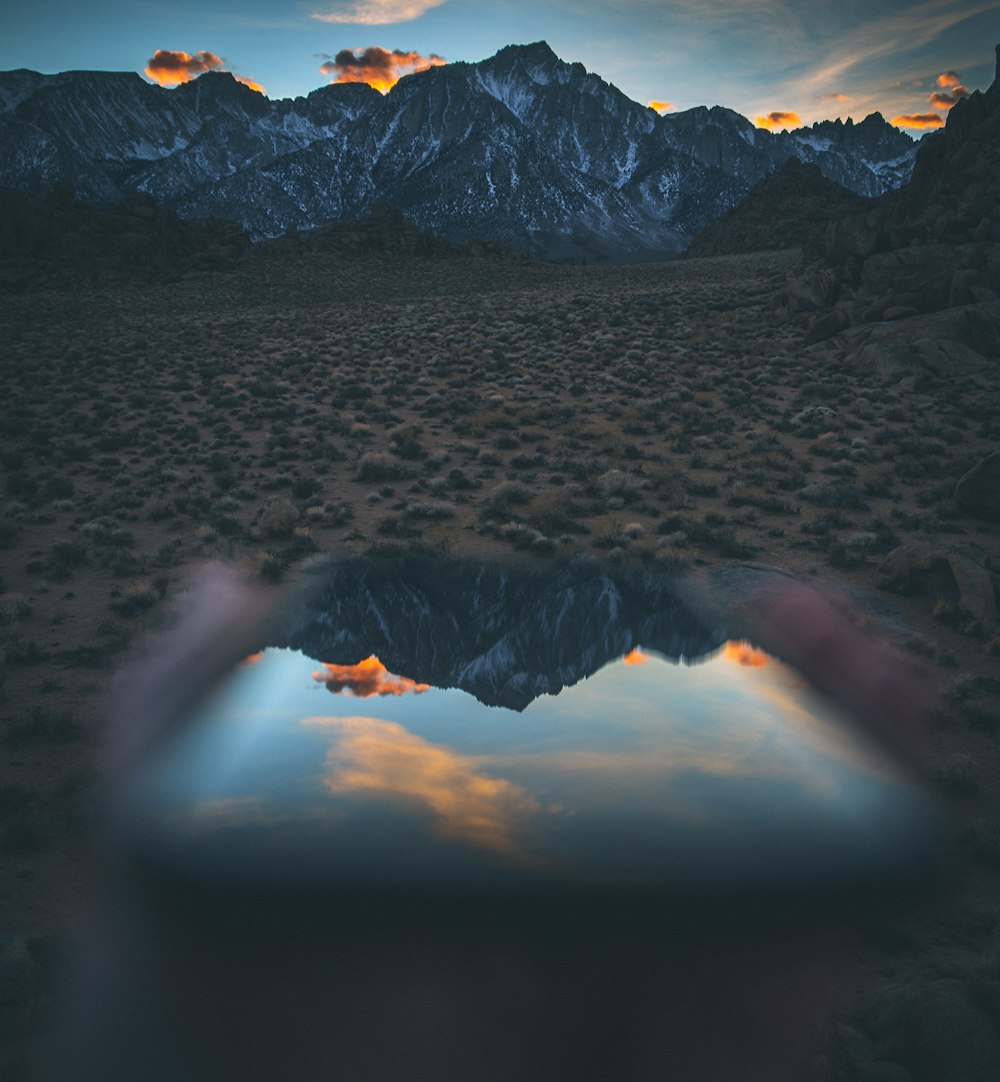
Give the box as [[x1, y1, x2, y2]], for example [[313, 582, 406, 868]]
[[0, 189, 524, 292], [773, 44, 1000, 365], [684, 158, 868, 258]]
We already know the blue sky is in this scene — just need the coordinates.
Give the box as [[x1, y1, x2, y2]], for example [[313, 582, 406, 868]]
[[1, 0, 997, 128]]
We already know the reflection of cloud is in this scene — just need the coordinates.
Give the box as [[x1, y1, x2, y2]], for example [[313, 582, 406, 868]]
[[145, 49, 224, 86], [723, 641, 769, 668], [319, 46, 445, 92], [891, 111, 945, 128], [310, 0, 446, 25], [756, 109, 802, 130], [303, 715, 543, 858], [622, 647, 650, 666], [647, 99, 673, 113], [312, 656, 430, 698]]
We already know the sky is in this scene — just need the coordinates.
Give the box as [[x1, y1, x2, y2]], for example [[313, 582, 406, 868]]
[[1, 0, 998, 130]]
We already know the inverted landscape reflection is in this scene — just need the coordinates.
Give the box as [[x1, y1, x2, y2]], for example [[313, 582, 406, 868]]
[[131, 641, 934, 892]]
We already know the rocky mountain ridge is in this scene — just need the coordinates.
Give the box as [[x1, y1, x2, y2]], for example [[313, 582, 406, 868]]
[[772, 44, 1000, 375], [0, 42, 921, 261]]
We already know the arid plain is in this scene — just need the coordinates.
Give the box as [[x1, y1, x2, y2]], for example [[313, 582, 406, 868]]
[[3, 245, 1000, 1076]]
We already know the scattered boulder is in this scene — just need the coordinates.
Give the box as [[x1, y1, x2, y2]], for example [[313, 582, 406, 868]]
[[879, 541, 1000, 632]]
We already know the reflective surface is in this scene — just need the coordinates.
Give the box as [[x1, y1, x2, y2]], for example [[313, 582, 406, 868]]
[[121, 642, 937, 893]]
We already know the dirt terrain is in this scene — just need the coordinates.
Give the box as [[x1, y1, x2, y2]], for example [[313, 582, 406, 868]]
[[3, 247, 1000, 1078]]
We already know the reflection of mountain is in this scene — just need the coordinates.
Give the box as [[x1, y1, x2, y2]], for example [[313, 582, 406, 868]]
[[277, 557, 725, 710]]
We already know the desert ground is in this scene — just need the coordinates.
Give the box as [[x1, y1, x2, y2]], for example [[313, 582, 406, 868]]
[[3, 246, 1000, 1076]]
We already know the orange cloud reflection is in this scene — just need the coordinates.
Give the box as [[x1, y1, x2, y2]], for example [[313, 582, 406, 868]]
[[319, 47, 446, 93], [647, 100, 673, 114], [303, 714, 543, 859], [723, 641, 770, 668], [623, 648, 650, 666], [891, 112, 944, 129], [312, 655, 431, 698]]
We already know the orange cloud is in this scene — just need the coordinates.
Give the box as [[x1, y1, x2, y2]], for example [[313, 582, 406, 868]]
[[235, 75, 266, 95], [240, 651, 264, 666], [891, 112, 945, 128], [303, 714, 543, 859], [930, 84, 969, 109], [755, 110, 802, 131], [723, 641, 770, 668], [622, 647, 650, 666], [312, 655, 431, 698], [145, 49, 225, 86], [819, 93, 850, 103], [936, 70, 961, 87], [647, 100, 673, 114], [319, 46, 445, 93]]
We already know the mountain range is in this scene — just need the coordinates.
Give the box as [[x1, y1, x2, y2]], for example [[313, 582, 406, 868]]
[[0, 42, 925, 261]]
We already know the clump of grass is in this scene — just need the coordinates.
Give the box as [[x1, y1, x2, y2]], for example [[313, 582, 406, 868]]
[[258, 497, 299, 539], [356, 451, 409, 482], [479, 480, 532, 521], [108, 578, 162, 617], [404, 499, 456, 521]]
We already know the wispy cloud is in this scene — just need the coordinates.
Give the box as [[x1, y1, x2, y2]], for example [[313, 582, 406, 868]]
[[310, 0, 446, 24], [780, 0, 997, 101]]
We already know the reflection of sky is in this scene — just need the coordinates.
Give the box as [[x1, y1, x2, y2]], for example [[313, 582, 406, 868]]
[[131, 645, 933, 889]]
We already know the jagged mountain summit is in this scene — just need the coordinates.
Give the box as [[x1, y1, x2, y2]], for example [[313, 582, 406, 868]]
[[0, 42, 921, 261]]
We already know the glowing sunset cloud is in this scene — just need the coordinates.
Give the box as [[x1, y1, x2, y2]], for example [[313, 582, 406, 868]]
[[891, 112, 944, 128], [240, 651, 264, 666], [235, 75, 266, 94], [819, 93, 850, 104], [303, 714, 543, 858], [145, 49, 224, 86], [929, 71, 969, 109], [755, 110, 802, 131], [622, 648, 650, 666], [312, 655, 431, 698], [310, 0, 446, 24], [647, 99, 673, 113], [319, 46, 445, 92], [723, 641, 770, 668]]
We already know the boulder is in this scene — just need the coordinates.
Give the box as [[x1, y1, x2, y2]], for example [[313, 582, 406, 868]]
[[880, 541, 999, 632]]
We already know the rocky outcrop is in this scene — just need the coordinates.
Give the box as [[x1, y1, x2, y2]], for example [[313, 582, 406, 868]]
[[684, 158, 868, 258], [772, 43, 1000, 367]]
